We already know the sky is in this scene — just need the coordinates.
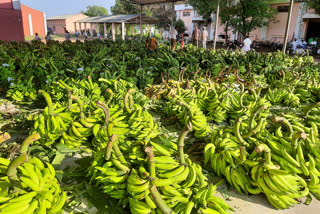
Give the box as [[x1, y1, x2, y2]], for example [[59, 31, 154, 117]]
[[20, 0, 116, 17]]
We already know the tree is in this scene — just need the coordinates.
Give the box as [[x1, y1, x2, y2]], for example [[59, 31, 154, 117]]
[[175, 19, 187, 34], [229, 0, 277, 38], [111, 0, 151, 15], [307, 0, 320, 14], [82, 5, 109, 17], [188, 0, 277, 40]]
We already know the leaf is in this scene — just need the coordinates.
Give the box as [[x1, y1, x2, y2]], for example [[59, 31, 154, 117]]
[[51, 151, 66, 169], [55, 143, 80, 153]]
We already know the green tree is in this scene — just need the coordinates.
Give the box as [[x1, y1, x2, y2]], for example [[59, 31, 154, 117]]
[[175, 19, 187, 35], [189, 0, 277, 39], [111, 0, 151, 15], [82, 5, 109, 17], [307, 0, 320, 14]]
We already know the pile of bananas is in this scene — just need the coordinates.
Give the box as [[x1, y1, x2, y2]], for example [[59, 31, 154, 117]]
[[86, 87, 233, 214], [0, 133, 65, 214]]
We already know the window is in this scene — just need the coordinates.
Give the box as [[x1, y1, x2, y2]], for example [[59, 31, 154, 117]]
[[183, 12, 191, 17], [277, 6, 289, 13]]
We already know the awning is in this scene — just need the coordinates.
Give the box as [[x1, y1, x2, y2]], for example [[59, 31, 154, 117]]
[[76, 14, 158, 24], [128, 0, 183, 5], [303, 13, 320, 20]]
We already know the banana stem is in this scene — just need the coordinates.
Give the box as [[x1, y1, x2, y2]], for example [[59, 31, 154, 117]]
[[238, 146, 246, 165], [20, 133, 41, 155], [150, 185, 173, 214], [272, 116, 293, 139], [239, 91, 248, 108], [0, 132, 11, 144], [112, 139, 127, 165], [39, 90, 54, 115], [105, 89, 114, 106], [124, 89, 135, 113], [178, 124, 192, 165], [69, 94, 84, 117], [105, 135, 117, 160], [243, 118, 265, 138], [235, 117, 249, 147], [96, 101, 109, 125], [304, 102, 320, 116], [291, 132, 307, 156], [255, 144, 271, 164], [249, 105, 267, 129], [144, 147, 156, 178], [7, 153, 28, 181]]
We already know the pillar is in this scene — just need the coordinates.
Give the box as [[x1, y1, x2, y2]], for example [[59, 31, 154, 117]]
[[84, 23, 87, 32], [112, 23, 116, 41], [104, 23, 107, 39], [283, 0, 294, 53], [213, 0, 220, 50], [131, 24, 134, 36], [90, 23, 93, 37], [79, 22, 82, 33], [122, 22, 125, 40], [140, 5, 143, 40], [74, 23, 77, 33]]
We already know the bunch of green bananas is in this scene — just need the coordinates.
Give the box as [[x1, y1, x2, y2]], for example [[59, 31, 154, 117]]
[[252, 144, 309, 209], [266, 87, 288, 105], [0, 134, 66, 214], [32, 90, 73, 146]]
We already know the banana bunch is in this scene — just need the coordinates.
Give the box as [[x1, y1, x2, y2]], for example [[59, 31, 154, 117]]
[[266, 87, 288, 105], [206, 88, 231, 123], [87, 148, 130, 203], [0, 134, 66, 214], [6, 90, 24, 101], [283, 88, 300, 107], [125, 90, 160, 141], [32, 90, 74, 146], [252, 144, 309, 209], [174, 99, 210, 138]]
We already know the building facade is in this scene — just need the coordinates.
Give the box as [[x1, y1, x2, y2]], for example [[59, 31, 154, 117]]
[[176, 1, 320, 43], [0, 0, 46, 41], [46, 13, 89, 34]]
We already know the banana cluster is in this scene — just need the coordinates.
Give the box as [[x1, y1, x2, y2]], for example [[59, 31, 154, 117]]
[[0, 136, 65, 214]]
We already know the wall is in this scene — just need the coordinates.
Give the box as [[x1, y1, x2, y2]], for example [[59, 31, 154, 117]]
[[177, 10, 194, 37], [0, 1, 25, 41], [21, 4, 45, 37], [265, 2, 300, 42], [47, 19, 66, 34], [1, 0, 13, 9], [65, 13, 88, 33]]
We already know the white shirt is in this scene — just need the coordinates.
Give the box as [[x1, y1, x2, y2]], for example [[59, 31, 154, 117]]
[[292, 41, 298, 49], [242, 38, 252, 51], [311, 41, 317, 46], [170, 29, 178, 39]]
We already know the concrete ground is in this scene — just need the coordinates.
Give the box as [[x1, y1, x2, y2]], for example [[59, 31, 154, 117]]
[[218, 187, 320, 214]]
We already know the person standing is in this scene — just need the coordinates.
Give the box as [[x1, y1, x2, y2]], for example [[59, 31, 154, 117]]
[[34, 33, 41, 41], [170, 26, 178, 51], [45, 32, 52, 43], [65, 31, 71, 41], [242, 36, 252, 52], [292, 38, 298, 53], [192, 25, 201, 48], [202, 27, 209, 50]]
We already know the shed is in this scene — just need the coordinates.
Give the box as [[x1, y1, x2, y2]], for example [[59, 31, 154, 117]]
[[75, 14, 158, 40]]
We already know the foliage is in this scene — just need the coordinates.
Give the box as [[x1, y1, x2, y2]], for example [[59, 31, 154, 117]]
[[175, 19, 187, 35], [82, 5, 109, 17], [307, 0, 320, 14], [189, 0, 278, 38], [111, 0, 152, 16]]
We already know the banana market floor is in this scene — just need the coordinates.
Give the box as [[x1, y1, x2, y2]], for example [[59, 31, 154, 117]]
[[215, 186, 320, 214]]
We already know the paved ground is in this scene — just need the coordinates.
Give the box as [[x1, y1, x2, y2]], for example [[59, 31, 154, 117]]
[[217, 187, 320, 214]]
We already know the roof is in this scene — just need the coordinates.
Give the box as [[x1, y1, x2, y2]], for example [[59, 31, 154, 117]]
[[76, 14, 158, 24], [128, 0, 184, 5], [303, 13, 320, 20], [175, 4, 193, 11], [47, 13, 84, 20]]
